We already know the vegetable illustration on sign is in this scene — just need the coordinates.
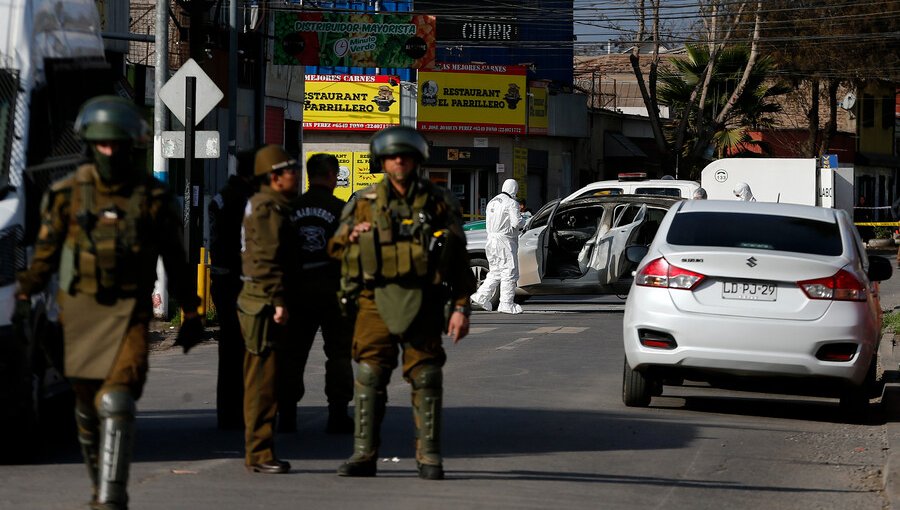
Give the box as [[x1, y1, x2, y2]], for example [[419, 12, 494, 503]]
[[274, 12, 436, 69]]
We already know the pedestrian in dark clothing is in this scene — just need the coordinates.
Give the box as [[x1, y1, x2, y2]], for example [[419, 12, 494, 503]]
[[208, 149, 257, 430], [279, 153, 354, 434]]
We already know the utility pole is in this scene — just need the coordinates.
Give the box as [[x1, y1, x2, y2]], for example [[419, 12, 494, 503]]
[[152, 0, 170, 319]]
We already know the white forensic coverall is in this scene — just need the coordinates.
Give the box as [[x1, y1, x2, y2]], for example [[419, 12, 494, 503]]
[[733, 182, 756, 202], [471, 179, 525, 314]]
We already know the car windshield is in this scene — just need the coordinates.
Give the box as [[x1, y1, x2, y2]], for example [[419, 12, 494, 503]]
[[666, 212, 843, 256]]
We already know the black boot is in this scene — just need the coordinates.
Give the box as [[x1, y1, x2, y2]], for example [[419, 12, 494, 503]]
[[326, 404, 354, 434], [277, 404, 296, 433]]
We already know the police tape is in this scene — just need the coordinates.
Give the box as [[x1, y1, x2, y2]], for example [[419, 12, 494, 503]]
[[855, 222, 900, 227]]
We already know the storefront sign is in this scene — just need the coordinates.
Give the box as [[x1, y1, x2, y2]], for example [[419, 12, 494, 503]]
[[440, 18, 519, 41], [528, 83, 548, 135], [304, 75, 400, 131], [417, 63, 527, 134], [274, 12, 436, 69], [513, 147, 528, 198], [306, 151, 383, 201]]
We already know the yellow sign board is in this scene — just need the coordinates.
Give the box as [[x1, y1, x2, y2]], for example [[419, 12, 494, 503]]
[[528, 84, 548, 134], [306, 151, 383, 201], [304, 75, 400, 131], [418, 63, 527, 134]]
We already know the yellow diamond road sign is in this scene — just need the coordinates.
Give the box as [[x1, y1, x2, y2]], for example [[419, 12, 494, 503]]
[[159, 58, 223, 127]]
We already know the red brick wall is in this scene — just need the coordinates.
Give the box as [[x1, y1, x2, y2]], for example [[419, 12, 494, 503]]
[[265, 106, 284, 145]]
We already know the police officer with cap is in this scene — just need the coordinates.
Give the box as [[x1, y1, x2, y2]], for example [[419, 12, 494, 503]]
[[238, 144, 300, 474], [12, 95, 203, 510], [328, 126, 475, 480]]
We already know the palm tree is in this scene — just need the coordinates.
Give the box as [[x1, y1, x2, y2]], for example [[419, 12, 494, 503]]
[[657, 44, 789, 177]]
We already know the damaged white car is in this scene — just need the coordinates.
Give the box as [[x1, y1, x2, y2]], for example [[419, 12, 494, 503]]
[[466, 195, 682, 308]]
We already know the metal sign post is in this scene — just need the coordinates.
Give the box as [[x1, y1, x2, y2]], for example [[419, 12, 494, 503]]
[[183, 76, 201, 267], [158, 58, 223, 270]]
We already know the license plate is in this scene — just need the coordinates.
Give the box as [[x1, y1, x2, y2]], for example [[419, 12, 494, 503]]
[[722, 281, 777, 301]]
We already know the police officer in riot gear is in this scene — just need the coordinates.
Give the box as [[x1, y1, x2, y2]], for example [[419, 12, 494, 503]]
[[328, 126, 475, 480], [282, 153, 354, 434], [13, 95, 202, 510]]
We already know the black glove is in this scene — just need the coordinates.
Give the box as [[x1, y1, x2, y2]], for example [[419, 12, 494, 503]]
[[10, 298, 31, 341], [174, 315, 205, 354]]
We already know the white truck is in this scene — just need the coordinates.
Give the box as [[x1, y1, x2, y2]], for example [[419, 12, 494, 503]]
[[0, 0, 112, 460], [699, 157, 854, 216]]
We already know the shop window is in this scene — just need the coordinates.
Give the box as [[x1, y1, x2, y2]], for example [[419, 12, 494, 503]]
[[861, 94, 874, 128]]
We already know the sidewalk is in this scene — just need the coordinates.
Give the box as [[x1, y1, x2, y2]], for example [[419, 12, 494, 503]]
[[867, 247, 900, 508]]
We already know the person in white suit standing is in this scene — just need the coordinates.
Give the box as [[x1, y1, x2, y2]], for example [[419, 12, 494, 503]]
[[471, 179, 526, 314]]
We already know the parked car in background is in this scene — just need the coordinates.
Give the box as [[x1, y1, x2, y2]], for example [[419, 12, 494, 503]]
[[467, 195, 682, 309], [562, 173, 701, 202], [622, 199, 892, 416]]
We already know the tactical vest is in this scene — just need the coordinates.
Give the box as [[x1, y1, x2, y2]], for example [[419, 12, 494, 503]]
[[343, 181, 440, 286], [59, 164, 159, 302]]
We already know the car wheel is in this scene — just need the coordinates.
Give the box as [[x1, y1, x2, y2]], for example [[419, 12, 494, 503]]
[[839, 355, 880, 418], [469, 258, 499, 310], [622, 359, 654, 407]]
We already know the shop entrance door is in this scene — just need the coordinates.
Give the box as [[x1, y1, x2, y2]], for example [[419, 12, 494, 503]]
[[426, 168, 477, 221]]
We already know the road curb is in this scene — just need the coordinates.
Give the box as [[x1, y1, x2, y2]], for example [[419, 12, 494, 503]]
[[882, 333, 900, 509]]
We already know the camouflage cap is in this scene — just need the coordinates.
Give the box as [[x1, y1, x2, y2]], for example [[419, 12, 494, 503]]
[[254, 145, 298, 177]]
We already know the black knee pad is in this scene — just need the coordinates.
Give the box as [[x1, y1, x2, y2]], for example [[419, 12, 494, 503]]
[[356, 362, 389, 388], [412, 365, 442, 390]]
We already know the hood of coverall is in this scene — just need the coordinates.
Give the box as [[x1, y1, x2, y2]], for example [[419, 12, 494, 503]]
[[502, 179, 518, 197], [733, 182, 755, 201]]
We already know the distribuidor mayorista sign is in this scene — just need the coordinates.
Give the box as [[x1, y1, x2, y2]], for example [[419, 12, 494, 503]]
[[274, 12, 436, 69]]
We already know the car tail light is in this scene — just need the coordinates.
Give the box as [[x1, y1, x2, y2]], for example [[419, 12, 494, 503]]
[[635, 257, 705, 290], [815, 343, 858, 362], [798, 269, 866, 301]]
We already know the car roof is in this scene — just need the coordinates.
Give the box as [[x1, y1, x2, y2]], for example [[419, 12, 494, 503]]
[[674, 199, 838, 221]]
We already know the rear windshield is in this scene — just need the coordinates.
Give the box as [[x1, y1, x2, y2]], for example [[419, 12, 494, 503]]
[[578, 188, 623, 198], [666, 212, 843, 256], [634, 187, 682, 197]]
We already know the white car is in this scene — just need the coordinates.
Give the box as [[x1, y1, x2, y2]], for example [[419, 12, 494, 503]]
[[561, 174, 700, 202], [466, 195, 682, 308], [622, 200, 892, 413]]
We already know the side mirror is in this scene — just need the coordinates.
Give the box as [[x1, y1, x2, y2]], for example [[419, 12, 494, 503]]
[[867, 255, 892, 282], [625, 245, 649, 264]]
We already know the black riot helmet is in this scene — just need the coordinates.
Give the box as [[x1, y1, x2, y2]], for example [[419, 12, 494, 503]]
[[369, 126, 430, 162], [75, 95, 150, 147]]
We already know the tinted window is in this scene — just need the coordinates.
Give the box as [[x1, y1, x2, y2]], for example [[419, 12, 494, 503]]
[[666, 212, 843, 256], [634, 187, 682, 197]]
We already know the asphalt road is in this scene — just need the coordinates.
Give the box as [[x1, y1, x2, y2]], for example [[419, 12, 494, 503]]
[[0, 294, 892, 510]]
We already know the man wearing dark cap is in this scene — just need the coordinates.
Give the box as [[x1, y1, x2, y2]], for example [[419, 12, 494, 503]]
[[237, 145, 300, 474]]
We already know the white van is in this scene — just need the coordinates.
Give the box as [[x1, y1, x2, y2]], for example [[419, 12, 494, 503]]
[[562, 173, 700, 202]]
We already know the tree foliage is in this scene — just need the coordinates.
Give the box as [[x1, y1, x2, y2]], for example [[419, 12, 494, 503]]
[[759, 0, 900, 157], [658, 45, 789, 163]]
